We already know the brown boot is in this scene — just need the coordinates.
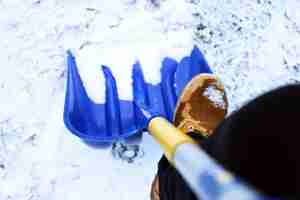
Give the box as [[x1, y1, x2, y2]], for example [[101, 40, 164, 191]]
[[174, 74, 228, 137], [150, 174, 160, 200]]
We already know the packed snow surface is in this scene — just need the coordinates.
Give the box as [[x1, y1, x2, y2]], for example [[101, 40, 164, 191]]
[[203, 85, 226, 109], [1, 0, 300, 200]]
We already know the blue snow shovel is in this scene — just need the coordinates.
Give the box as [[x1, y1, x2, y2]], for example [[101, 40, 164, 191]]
[[63, 46, 212, 142], [63, 46, 280, 200]]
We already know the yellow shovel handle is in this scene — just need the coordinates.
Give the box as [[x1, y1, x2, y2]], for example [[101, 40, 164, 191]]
[[148, 117, 196, 163]]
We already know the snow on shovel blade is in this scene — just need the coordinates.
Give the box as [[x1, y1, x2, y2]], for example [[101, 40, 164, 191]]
[[63, 46, 212, 143]]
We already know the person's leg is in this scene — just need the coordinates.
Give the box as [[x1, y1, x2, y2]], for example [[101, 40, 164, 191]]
[[201, 84, 300, 198], [156, 133, 204, 200], [155, 84, 300, 200]]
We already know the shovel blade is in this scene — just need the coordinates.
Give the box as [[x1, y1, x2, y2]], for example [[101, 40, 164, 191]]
[[63, 46, 212, 142]]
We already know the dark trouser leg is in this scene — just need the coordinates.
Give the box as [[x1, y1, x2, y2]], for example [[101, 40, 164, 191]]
[[158, 84, 300, 200], [201, 84, 300, 198]]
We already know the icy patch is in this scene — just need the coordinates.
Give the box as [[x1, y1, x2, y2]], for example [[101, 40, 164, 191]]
[[203, 85, 226, 109]]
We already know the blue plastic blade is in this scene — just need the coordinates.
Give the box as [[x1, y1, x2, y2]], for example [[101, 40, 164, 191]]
[[175, 46, 213, 97], [190, 45, 212, 74], [132, 62, 150, 129], [102, 66, 122, 137], [64, 51, 107, 141], [160, 57, 178, 121], [63, 46, 213, 142], [132, 62, 150, 107]]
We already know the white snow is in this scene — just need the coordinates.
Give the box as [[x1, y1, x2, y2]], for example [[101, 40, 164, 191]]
[[203, 85, 226, 109], [0, 0, 300, 200]]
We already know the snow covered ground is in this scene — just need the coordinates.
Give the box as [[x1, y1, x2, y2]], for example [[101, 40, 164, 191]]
[[0, 0, 300, 199]]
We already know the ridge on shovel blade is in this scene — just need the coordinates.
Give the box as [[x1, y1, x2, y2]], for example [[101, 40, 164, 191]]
[[63, 46, 213, 143], [174, 46, 212, 97]]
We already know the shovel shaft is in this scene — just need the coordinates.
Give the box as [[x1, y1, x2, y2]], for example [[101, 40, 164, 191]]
[[148, 117, 195, 163]]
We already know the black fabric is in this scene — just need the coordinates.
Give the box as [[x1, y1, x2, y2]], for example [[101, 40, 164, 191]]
[[158, 133, 204, 200], [158, 84, 300, 200]]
